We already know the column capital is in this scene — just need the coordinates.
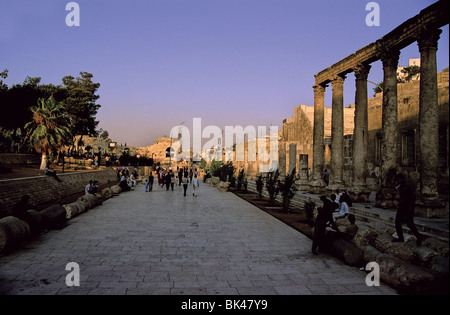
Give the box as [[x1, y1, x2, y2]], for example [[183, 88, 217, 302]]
[[417, 28, 442, 53], [313, 84, 326, 97], [379, 49, 400, 69], [353, 63, 372, 80], [331, 75, 346, 88]]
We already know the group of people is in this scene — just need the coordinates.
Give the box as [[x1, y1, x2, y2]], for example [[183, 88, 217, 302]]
[[153, 166, 201, 196], [85, 180, 99, 195], [311, 191, 353, 255], [311, 173, 423, 255], [117, 167, 137, 192]]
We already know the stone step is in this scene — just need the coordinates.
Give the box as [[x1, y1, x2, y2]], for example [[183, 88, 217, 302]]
[[350, 209, 449, 242], [245, 180, 448, 242], [350, 205, 449, 241]]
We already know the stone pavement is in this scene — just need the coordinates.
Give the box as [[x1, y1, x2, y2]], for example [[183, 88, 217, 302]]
[[0, 181, 397, 295]]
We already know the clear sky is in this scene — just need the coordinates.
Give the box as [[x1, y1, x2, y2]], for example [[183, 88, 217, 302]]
[[1, 0, 448, 147]]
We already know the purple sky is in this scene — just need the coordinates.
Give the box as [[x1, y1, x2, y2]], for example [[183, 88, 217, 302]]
[[1, 0, 448, 147]]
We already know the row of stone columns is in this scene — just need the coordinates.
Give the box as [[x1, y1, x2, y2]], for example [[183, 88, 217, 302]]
[[311, 27, 443, 210]]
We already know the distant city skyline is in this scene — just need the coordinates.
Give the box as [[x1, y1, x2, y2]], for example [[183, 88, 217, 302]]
[[1, 0, 448, 147]]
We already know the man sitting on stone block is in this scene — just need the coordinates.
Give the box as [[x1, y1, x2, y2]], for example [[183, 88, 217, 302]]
[[45, 164, 62, 182]]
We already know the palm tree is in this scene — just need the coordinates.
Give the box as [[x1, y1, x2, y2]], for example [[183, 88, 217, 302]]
[[25, 96, 72, 170]]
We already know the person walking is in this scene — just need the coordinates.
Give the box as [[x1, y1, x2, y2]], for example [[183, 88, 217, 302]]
[[393, 173, 423, 245], [192, 174, 200, 197], [182, 175, 189, 197], [148, 172, 154, 192]]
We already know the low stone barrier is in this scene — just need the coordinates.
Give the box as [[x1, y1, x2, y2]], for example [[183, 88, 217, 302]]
[[334, 219, 449, 294], [0, 168, 117, 218], [0, 179, 130, 256]]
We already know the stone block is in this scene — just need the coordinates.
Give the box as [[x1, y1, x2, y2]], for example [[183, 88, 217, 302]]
[[26, 210, 43, 235], [40, 204, 67, 230], [218, 181, 231, 192], [209, 177, 220, 187], [372, 233, 417, 263], [322, 231, 364, 267], [111, 185, 122, 195], [77, 194, 99, 210], [362, 245, 436, 294], [353, 224, 378, 247], [63, 201, 86, 219], [101, 187, 113, 199], [0, 216, 31, 254]]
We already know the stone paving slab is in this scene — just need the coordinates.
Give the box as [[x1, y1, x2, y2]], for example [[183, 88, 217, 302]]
[[0, 180, 397, 295]]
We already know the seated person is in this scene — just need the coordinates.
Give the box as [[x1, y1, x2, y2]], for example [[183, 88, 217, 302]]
[[341, 214, 358, 241], [45, 164, 62, 182], [119, 174, 131, 191]]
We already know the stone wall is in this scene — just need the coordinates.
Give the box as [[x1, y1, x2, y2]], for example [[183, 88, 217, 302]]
[[280, 104, 355, 175], [0, 168, 117, 218], [0, 154, 41, 166]]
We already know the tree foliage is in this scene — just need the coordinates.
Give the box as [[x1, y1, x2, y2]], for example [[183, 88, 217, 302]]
[[265, 169, 280, 204], [0, 70, 101, 154], [279, 168, 297, 212], [25, 97, 72, 169], [62, 72, 101, 139]]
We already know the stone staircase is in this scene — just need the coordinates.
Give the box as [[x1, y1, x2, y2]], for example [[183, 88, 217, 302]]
[[244, 180, 449, 242]]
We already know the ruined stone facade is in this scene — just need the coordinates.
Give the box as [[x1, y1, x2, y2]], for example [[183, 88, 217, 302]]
[[280, 70, 449, 198], [303, 0, 449, 216]]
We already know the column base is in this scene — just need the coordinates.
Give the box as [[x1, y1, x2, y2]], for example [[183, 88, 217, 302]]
[[375, 187, 399, 209], [348, 186, 371, 203], [294, 179, 310, 192], [326, 182, 345, 194], [309, 179, 326, 194]]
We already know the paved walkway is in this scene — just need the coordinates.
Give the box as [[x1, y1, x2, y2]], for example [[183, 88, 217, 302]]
[[0, 181, 397, 295]]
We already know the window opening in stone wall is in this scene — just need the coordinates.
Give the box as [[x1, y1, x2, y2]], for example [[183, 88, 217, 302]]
[[401, 129, 415, 167]]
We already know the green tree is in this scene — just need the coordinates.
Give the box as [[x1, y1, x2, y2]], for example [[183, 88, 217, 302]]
[[279, 168, 297, 212], [62, 72, 101, 151], [0, 69, 8, 88], [0, 73, 66, 151], [255, 174, 264, 199], [25, 97, 72, 170], [236, 168, 245, 191], [265, 170, 280, 204], [400, 65, 420, 82], [99, 129, 109, 140]]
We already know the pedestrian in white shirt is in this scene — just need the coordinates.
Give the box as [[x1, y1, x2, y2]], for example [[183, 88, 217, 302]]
[[192, 174, 200, 197]]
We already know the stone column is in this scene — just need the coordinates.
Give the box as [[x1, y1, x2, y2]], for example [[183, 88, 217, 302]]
[[376, 49, 400, 208], [351, 63, 371, 202], [311, 84, 326, 193], [278, 141, 286, 176], [329, 75, 345, 189], [288, 143, 297, 175], [416, 28, 446, 217]]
